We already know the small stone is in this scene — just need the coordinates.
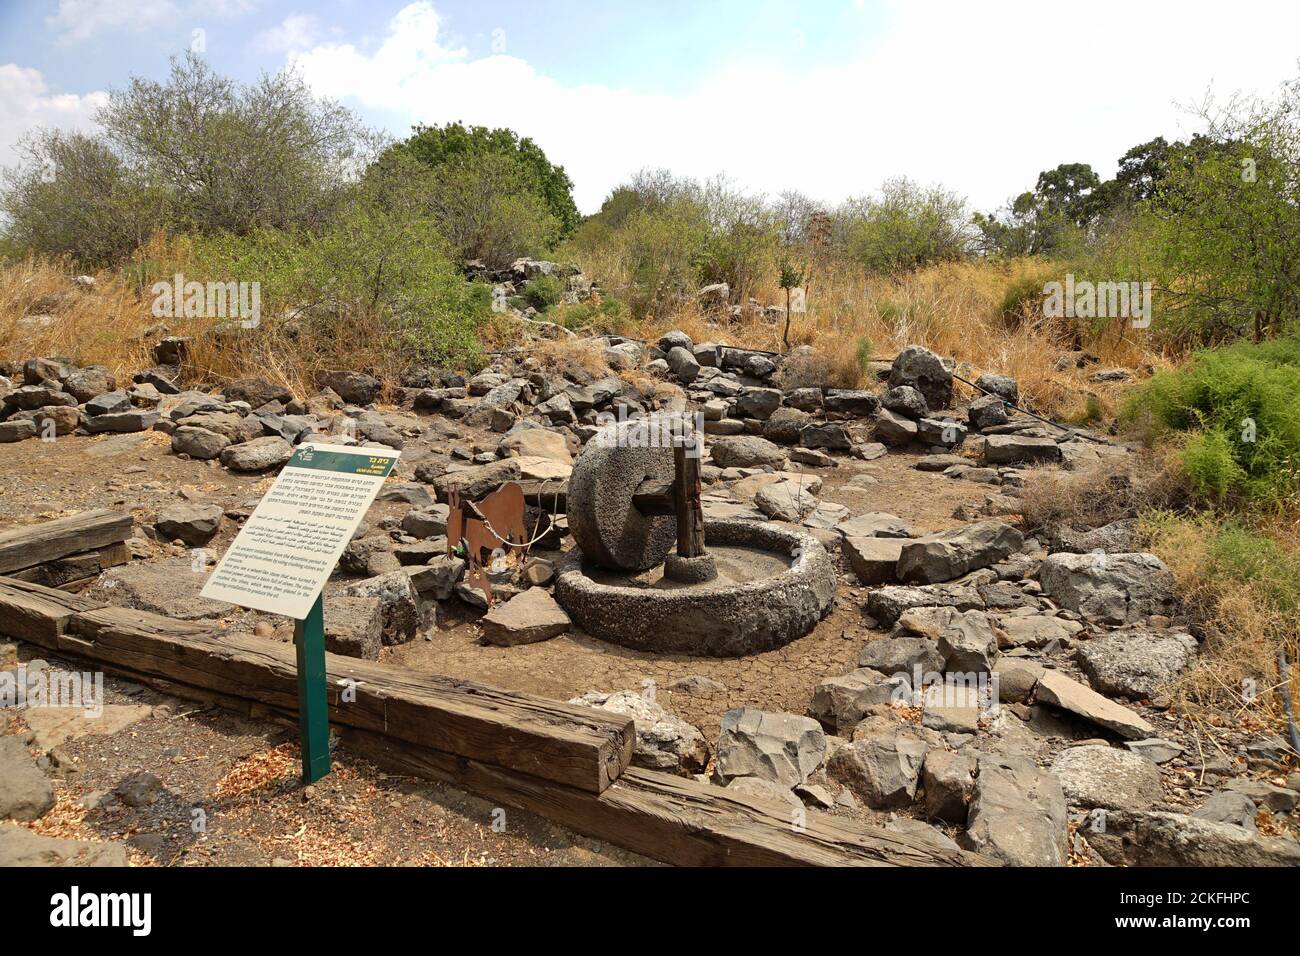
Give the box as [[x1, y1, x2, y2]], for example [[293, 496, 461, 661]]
[[154, 503, 223, 546], [668, 675, 726, 695], [114, 771, 164, 808], [220, 436, 293, 472]]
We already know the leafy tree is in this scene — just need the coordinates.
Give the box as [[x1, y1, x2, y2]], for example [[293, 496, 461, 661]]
[[99, 52, 374, 235], [1, 52, 374, 266], [1114, 137, 1176, 203], [392, 122, 578, 236], [1113, 76, 1300, 342], [421, 152, 560, 269], [0, 131, 166, 266], [837, 178, 972, 273], [1032, 162, 1108, 226]]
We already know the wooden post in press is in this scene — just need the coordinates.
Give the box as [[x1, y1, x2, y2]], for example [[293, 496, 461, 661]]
[[673, 436, 707, 558]]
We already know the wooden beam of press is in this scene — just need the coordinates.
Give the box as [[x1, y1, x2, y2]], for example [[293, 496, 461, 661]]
[[0, 510, 133, 574]]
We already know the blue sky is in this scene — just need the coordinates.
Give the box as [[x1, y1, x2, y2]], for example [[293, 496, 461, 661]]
[[3, 1, 1299, 212]]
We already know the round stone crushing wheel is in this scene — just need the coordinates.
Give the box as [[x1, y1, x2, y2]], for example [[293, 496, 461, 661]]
[[567, 417, 678, 571]]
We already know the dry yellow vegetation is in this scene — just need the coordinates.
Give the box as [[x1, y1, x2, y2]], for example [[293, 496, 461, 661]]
[[2, 250, 1172, 424]]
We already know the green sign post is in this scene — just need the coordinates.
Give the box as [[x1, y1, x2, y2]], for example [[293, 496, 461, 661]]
[[294, 593, 330, 784], [199, 441, 401, 787]]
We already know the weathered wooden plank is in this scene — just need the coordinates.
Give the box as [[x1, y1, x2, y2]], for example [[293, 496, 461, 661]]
[[1, 577, 632, 793], [47, 601, 632, 793], [346, 728, 991, 867], [0, 510, 133, 574], [0, 578, 105, 642], [9, 541, 130, 588]]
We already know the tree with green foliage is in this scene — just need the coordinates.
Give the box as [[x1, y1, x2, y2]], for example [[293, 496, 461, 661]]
[[391, 122, 579, 236], [192, 155, 488, 369], [1098, 77, 1300, 343], [1, 52, 375, 267], [422, 151, 560, 269], [837, 178, 972, 273], [0, 131, 167, 266]]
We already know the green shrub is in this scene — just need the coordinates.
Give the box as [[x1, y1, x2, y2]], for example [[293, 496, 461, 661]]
[[1123, 336, 1300, 503], [999, 273, 1049, 325], [190, 186, 486, 369], [612, 203, 708, 318], [390, 122, 579, 236], [556, 297, 629, 334], [1204, 522, 1300, 614], [1181, 427, 1248, 500], [521, 274, 563, 312], [854, 336, 874, 379], [422, 152, 560, 269], [836, 178, 972, 274]]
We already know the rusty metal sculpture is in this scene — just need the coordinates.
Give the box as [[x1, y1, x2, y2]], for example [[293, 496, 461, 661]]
[[446, 482, 528, 605]]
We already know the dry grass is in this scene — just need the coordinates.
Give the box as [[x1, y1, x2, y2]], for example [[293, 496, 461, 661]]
[[1017, 447, 1191, 534], [627, 258, 1173, 419], [1138, 512, 1300, 741], [0, 255, 156, 378], [528, 335, 613, 380], [0, 242, 489, 398], [3, 249, 1173, 423]]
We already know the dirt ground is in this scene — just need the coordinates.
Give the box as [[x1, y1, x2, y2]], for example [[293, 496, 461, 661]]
[[0, 417, 1011, 865]]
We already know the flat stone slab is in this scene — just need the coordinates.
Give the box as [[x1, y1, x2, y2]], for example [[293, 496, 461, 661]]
[[0, 823, 128, 866], [1034, 668, 1155, 740], [22, 704, 153, 749], [1051, 744, 1163, 810], [983, 434, 1062, 465], [897, 520, 1023, 584], [836, 512, 912, 539], [1076, 630, 1198, 700], [481, 587, 572, 646], [842, 536, 903, 585]]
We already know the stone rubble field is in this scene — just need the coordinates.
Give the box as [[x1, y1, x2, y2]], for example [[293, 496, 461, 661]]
[[2, 305, 1298, 866]]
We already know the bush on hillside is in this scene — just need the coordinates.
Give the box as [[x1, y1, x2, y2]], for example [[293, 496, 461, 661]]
[[391, 122, 579, 236], [521, 274, 563, 311], [190, 180, 487, 370], [836, 178, 973, 274], [421, 152, 560, 269], [1123, 336, 1300, 503]]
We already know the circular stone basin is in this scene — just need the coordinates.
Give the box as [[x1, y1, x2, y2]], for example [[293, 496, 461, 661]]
[[554, 519, 836, 657]]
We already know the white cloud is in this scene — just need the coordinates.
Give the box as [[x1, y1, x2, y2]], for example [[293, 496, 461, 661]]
[[0, 64, 107, 168], [254, 14, 320, 54], [47, 0, 258, 45], [291, 0, 1300, 213]]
